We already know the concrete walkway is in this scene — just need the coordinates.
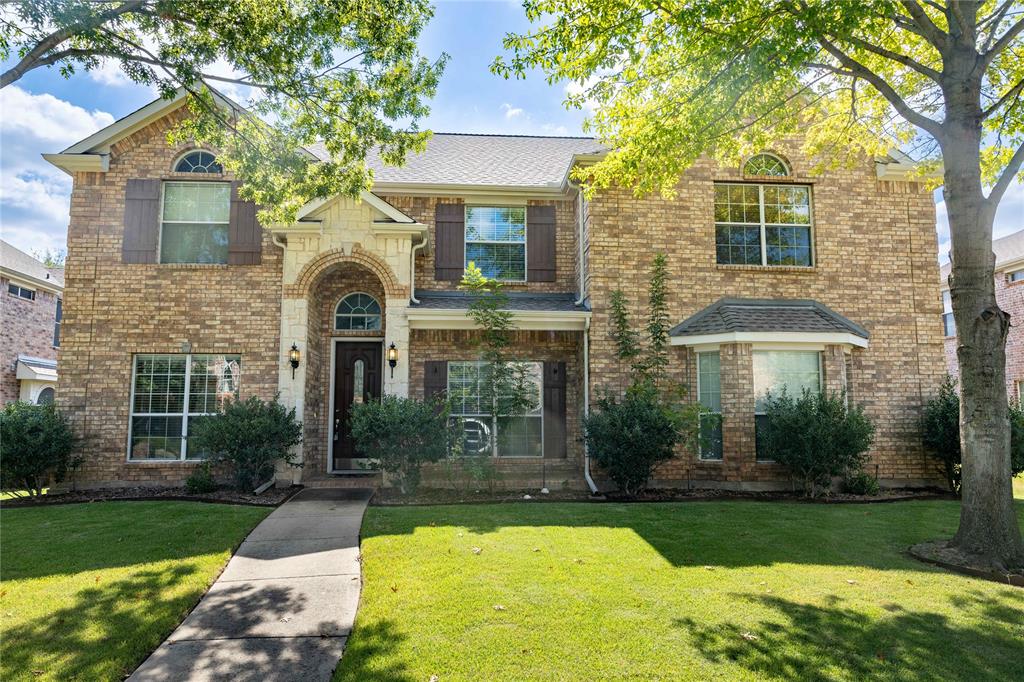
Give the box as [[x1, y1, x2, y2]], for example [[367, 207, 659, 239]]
[[129, 488, 372, 682]]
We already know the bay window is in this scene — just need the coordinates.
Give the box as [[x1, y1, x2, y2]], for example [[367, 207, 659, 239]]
[[447, 361, 543, 457], [753, 350, 822, 461], [129, 354, 240, 460], [697, 351, 723, 460]]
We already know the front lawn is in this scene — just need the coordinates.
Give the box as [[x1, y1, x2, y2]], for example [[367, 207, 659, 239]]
[[0, 501, 270, 681], [338, 500, 1024, 681]]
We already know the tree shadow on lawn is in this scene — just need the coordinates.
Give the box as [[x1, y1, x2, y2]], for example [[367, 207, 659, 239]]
[[674, 589, 1024, 681], [365, 499, 1024, 570], [332, 619, 415, 682]]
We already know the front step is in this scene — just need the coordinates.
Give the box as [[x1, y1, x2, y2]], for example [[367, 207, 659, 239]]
[[302, 474, 382, 489]]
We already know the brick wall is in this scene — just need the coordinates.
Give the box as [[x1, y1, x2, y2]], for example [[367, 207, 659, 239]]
[[584, 146, 946, 487], [56, 106, 283, 487], [944, 271, 1024, 401], [0, 277, 60, 403]]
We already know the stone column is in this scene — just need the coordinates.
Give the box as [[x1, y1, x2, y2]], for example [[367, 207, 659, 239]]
[[383, 297, 411, 397], [277, 296, 309, 485]]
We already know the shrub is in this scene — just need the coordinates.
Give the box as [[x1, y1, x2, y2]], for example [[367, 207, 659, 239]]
[[349, 395, 453, 494], [189, 395, 302, 491], [843, 471, 881, 496], [584, 383, 692, 496], [0, 401, 80, 499], [759, 389, 875, 497], [185, 461, 218, 494], [920, 376, 1024, 493]]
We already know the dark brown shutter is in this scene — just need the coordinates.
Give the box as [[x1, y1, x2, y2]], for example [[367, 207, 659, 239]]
[[424, 361, 448, 401], [228, 182, 262, 265], [434, 203, 465, 281], [527, 205, 556, 282], [122, 179, 161, 263], [543, 361, 567, 458]]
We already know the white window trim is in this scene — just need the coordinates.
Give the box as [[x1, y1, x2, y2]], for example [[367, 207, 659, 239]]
[[753, 350, 824, 463], [447, 360, 544, 458], [696, 351, 723, 461], [464, 205, 529, 283], [941, 290, 956, 337], [127, 353, 240, 462], [714, 182, 815, 268], [7, 282, 36, 300], [743, 153, 791, 177], [158, 180, 232, 264], [171, 149, 222, 174], [333, 292, 383, 332], [1008, 269, 1024, 283]]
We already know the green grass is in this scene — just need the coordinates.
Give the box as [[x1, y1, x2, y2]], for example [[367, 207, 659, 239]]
[[0, 501, 270, 681], [1015, 475, 1024, 499], [338, 500, 1024, 682]]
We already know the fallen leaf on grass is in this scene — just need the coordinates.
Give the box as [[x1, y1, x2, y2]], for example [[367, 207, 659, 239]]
[[846, 580, 858, 585], [741, 632, 758, 641], [532, 548, 541, 553], [472, 547, 482, 555], [430, 676, 440, 682], [703, 566, 715, 571], [390, 585, 399, 593], [493, 604, 506, 611]]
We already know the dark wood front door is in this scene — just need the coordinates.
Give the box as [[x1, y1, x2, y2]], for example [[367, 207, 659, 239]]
[[331, 341, 382, 471]]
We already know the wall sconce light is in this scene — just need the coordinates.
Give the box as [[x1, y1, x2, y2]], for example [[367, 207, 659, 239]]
[[289, 343, 301, 379], [387, 342, 398, 378]]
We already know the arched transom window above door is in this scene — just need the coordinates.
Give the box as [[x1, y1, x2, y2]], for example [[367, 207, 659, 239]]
[[335, 293, 382, 331]]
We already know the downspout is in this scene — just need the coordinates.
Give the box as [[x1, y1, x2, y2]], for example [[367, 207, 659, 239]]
[[271, 233, 287, 250], [582, 315, 598, 494], [410, 238, 427, 304]]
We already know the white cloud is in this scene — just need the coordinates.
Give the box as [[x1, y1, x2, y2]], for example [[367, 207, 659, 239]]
[[0, 86, 114, 254], [501, 102, 524, 119]]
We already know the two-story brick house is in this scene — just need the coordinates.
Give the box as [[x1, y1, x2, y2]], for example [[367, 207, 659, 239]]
[[45, 92, 947, 491], [940, 228, 1024, 401], [1, 240, 63, 405]]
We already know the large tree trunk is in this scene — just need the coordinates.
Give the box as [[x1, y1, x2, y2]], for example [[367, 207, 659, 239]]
[[942, 76, 1024, 570]]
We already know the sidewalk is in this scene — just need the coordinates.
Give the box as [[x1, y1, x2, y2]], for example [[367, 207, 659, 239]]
[[129, 488, 373, 682]]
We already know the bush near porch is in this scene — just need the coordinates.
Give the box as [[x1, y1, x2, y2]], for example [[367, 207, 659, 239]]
[[0, 501, 270, 681], [337, 499, 1024, 681]]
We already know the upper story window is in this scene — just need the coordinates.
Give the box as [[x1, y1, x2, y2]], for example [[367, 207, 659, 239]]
[[335, 293, 382, 331], [744, 154, 790, 177], [8, 282, 35, 300], [174, 150, 222, 174], [53, 298, 62, 347], [942, 290, 956, 337], [1009, 269, 1024, 283], [465, 206, 527, 281], [714, 183, 813, 267], [160, 181, 230, 264]]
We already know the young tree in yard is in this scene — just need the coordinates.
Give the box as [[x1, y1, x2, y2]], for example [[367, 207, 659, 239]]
[[0, 0, 446, 223], [497, 0, 1024, 570]]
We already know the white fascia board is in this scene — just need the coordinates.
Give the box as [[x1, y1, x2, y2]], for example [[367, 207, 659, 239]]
[[670, 331, 869, 348], [0, 268, 63, 294], [997, 256, 1024, 273], [16, 362, 58, 382], [64, 92, 189, 154], [293, 191, 421, 225], [42, 153, 109, 175], [408, 309, 590, 331]]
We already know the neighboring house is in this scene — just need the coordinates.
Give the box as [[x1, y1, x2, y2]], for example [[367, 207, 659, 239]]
[[0, 240, 63, 405], [940, 229, 1024, 401], [45, 91, 946, 491]]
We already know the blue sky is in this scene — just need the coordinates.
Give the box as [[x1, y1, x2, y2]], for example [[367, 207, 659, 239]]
[[0, 1, 1019, 258]]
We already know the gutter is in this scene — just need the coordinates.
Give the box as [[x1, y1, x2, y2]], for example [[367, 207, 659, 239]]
[[582, 315, 598, 494]]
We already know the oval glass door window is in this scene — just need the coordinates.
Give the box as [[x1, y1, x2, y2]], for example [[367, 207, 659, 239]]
[[352, 359, 365, 404]]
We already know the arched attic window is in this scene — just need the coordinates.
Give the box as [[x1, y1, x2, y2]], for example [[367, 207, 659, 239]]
[[743, 153, 789, 177], [174, 150, 223, 173], [335, 293, 382, 331]]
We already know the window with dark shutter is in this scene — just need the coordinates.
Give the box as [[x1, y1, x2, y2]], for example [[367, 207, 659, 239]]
[[434, 204, 465, 281], [122, 179, 161, 263], [228, 182, 262, 265], [543, 361, 567, 458], [527, 205, 556, 282]]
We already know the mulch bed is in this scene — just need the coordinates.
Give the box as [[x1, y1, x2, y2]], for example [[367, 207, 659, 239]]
[[0, 485, 301, 508], [372, 486, 953, 506], [909, 540, 1024, 587]]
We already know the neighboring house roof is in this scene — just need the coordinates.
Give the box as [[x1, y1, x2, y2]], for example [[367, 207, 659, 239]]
[[940, 228, 1024, 284], [0, 240, 64, 292], [308, 134, 607, 192], [410, 291, 586, 312], [15, 355, 58, 383], [669, 298, 869, 347]]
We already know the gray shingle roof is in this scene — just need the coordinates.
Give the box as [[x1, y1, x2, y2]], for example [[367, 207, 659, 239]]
[[0, 240, 64, 288], [670, 298, 868, 339], [411, 291, 586, 312], [939, 228, 1024, 281], [308, 134, 606, 189]]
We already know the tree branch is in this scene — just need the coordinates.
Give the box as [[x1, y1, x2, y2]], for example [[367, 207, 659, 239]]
[[982, 16, 1024, 68], [898, 0, 950, 51], [817, 39, 944, 138], [988, 142, 1024, 208], [838, 33, 942, 82], [982, 76, 1024, 118]]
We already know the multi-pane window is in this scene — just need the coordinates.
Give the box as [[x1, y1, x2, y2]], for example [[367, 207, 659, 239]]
[[465, 206, 527, 281], [175, 150, 223, 174], [744, 154, 789, 177], [53, 298, 62, 347], [753, 351, 821, 461], [160, 181, 231, 264], [942, 290, 956, 337], [1009, 269, 1024, 283], [448, 361, 543, 457], [335, 293, 382, 331], [8, 283, 35, 300], [715, 184, 813, 267], [129, 354, 240, 460], [697, 351, 723, 460]]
